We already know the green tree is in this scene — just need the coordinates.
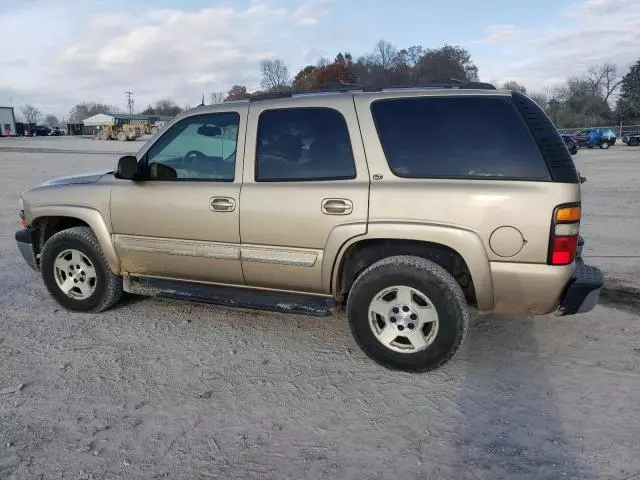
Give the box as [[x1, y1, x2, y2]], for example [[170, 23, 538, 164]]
[[616, 60, 640, 120]]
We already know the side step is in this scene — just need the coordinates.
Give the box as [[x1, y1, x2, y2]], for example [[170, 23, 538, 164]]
[[124, 276, 335, 317]]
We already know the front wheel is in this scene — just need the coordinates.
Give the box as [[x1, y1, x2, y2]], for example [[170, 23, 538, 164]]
[[347, 256, 469, 372], [40, 227, 123, 312], [600, 142, 610, 149]]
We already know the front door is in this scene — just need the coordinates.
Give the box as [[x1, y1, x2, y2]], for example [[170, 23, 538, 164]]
[[240, 96, 370, 294], [110, 107, 247, 285]]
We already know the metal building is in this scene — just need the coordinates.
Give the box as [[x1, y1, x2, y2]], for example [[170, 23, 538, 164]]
[[0, 107, 17, 136]]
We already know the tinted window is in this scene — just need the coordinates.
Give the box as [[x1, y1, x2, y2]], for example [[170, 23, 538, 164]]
[[256, 108, 356, 182], [372, 96, 550, 180], [147, 113, 239, 181]]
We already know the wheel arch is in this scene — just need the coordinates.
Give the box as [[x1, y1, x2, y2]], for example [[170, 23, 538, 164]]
[[30, 206, 119, 275], [328, 223, 494, 311]]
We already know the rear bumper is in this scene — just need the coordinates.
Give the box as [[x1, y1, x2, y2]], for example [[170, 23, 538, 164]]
[[556, 257, 603, 316], [15, 228, 38, 271]]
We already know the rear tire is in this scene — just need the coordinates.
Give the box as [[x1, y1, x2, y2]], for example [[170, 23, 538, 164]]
[[346, 255, 469, 372], [41, 227, 123, 312], [600, 142, 610, 149]]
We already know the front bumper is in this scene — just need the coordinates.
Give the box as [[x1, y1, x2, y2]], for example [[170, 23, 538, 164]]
[[15, 228, 38, 271], [556, 238, 603, 316]]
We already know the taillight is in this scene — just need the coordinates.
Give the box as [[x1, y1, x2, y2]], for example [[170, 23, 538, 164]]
[[549, 204, 580, 265]]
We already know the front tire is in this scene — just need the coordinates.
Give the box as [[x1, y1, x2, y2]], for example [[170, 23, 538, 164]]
[[346, 256, 469, 372], [41, 227, 123, 312], [600, 142, 610, 149]]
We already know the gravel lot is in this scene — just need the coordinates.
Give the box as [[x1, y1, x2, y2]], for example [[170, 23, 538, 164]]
[[0, 136, 639, 480]]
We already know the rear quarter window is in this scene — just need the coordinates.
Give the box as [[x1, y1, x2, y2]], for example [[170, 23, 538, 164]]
[[371, 96, 551, 180]]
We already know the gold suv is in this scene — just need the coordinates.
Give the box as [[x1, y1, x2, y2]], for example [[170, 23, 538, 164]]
[[16, 83, 603, 371]]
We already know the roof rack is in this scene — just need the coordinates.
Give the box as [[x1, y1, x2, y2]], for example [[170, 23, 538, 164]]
[[249, 80, 496, 101]]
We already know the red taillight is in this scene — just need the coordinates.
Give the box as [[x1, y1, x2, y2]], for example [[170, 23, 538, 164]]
[[549, 204, 580, 265], [551, 236, 578, 265]]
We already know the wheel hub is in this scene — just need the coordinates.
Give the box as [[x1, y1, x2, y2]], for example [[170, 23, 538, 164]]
[[388, 304, 418, 331]]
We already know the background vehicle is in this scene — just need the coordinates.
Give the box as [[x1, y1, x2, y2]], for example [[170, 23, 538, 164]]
[[573, 128, 616, 149], [96, 121, 142, 141], [15, 85, 603, 372], [622, 133, 640, 146], [561, 134, 578, 155], [48, 126, 62, 136], [30, 125, 52, 136]]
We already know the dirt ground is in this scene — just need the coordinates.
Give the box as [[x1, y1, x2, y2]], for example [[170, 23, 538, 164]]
[[0, 136, 639, 480]]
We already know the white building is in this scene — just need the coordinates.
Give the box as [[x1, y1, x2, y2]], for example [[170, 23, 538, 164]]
[[0, 107, 17, 136]]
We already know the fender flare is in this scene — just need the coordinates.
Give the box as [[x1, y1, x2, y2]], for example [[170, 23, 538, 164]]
[[326, 222, 494, 311], [30, 205, 120, 275]]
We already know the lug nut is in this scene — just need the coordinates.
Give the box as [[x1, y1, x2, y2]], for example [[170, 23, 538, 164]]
[[402, 306, 410, 312], [408, 323, 415, 330], [392, 307, 399, 314], [410, 314, 417, 320], [397, 325, 405, 331], [390, 317, 396, 323]]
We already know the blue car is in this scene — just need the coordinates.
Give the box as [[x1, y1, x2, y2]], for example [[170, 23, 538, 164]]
[[573, 128, 616, 149]]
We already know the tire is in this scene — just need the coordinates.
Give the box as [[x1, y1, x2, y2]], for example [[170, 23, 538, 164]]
[[40, 227, 123, 312], [118, 132, 127, 142], [600, 142, 610, 149], [346, 255, 469, 372]]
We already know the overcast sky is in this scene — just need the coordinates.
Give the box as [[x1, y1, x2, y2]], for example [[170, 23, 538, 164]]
[[1, 0, 639, 118]]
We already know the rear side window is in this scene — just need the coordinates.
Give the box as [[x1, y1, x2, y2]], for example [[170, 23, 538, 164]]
[[256, 108, 356, 182], [371, 96, 550, 180]]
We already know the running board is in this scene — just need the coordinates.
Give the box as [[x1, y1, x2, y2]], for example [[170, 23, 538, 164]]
[[124, 276, 335, 317]]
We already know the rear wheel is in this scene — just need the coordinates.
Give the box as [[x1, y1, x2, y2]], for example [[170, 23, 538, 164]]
[[600, 141, 610, 149], [347, 255, 469, 372], [41, 227, 123, 312]]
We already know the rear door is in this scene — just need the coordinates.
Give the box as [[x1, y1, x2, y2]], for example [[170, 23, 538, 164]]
[[239, 95, 370, 294]]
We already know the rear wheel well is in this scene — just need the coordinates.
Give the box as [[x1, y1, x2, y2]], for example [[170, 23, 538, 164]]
[[336, 239, 477, 306], [32, 216, 90, 255]]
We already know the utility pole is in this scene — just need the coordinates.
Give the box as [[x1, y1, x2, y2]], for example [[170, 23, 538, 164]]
[[125, 91, 134, 115]]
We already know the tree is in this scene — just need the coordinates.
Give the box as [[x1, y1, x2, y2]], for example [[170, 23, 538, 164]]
[[374, 40, 397, 75], [225, 85, 251, 102], [209, 92, 225, 104], [21, 104, 42, 125], [44, 114, 59, 127], [528, 91, 548, 109], [141, 99, 182, 116], [502, 80, 527, 93], [416, 45, 478, 84], [585, 63, 622, 104], [292, 65, 318, 91], [260, 59, 290, 91], [616, 59, 640, 120], [68, 102, 114, 123]]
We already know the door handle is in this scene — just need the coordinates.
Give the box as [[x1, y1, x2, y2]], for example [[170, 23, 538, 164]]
[[321, 198, 353, 215], [210, 196, 236, 212]]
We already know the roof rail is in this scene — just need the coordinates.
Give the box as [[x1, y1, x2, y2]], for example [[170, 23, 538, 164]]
[[249, 80, 496, 102]]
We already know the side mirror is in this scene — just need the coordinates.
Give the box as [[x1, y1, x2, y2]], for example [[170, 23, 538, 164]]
[[197, 125, 221, 137], [115, 155, 139, 180]]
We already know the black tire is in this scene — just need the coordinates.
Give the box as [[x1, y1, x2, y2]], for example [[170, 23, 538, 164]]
[[40, 227, 123, 312], [346, 255, 469, 372], [600, 142, 610, 149]]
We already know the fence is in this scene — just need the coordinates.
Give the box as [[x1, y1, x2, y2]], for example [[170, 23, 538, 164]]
[[557, 124, 640, 137]]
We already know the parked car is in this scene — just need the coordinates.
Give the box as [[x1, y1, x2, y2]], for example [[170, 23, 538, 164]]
[[15, 86, 603, 372], [622, 133, 640, 146], [30, 125, 52, 136], [573, 128, 616, 149], [561, 134, 578, 155]]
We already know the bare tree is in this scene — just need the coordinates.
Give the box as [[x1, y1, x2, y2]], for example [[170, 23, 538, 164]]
[[21, 104, 42, 124], [260, 59, 290, 91], [141, 99, 182, 116], [68, 102, 114, 123], [585, 64, 623, 103], [374, 40, 397, 74], [502, 80, 527, 93], [209, 92, 225, 104], [44, 114, 59, 127], [528, 91, 548, 109]]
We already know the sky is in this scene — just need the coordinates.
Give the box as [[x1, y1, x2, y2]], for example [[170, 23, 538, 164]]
[[1, 0, 639, 118]]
